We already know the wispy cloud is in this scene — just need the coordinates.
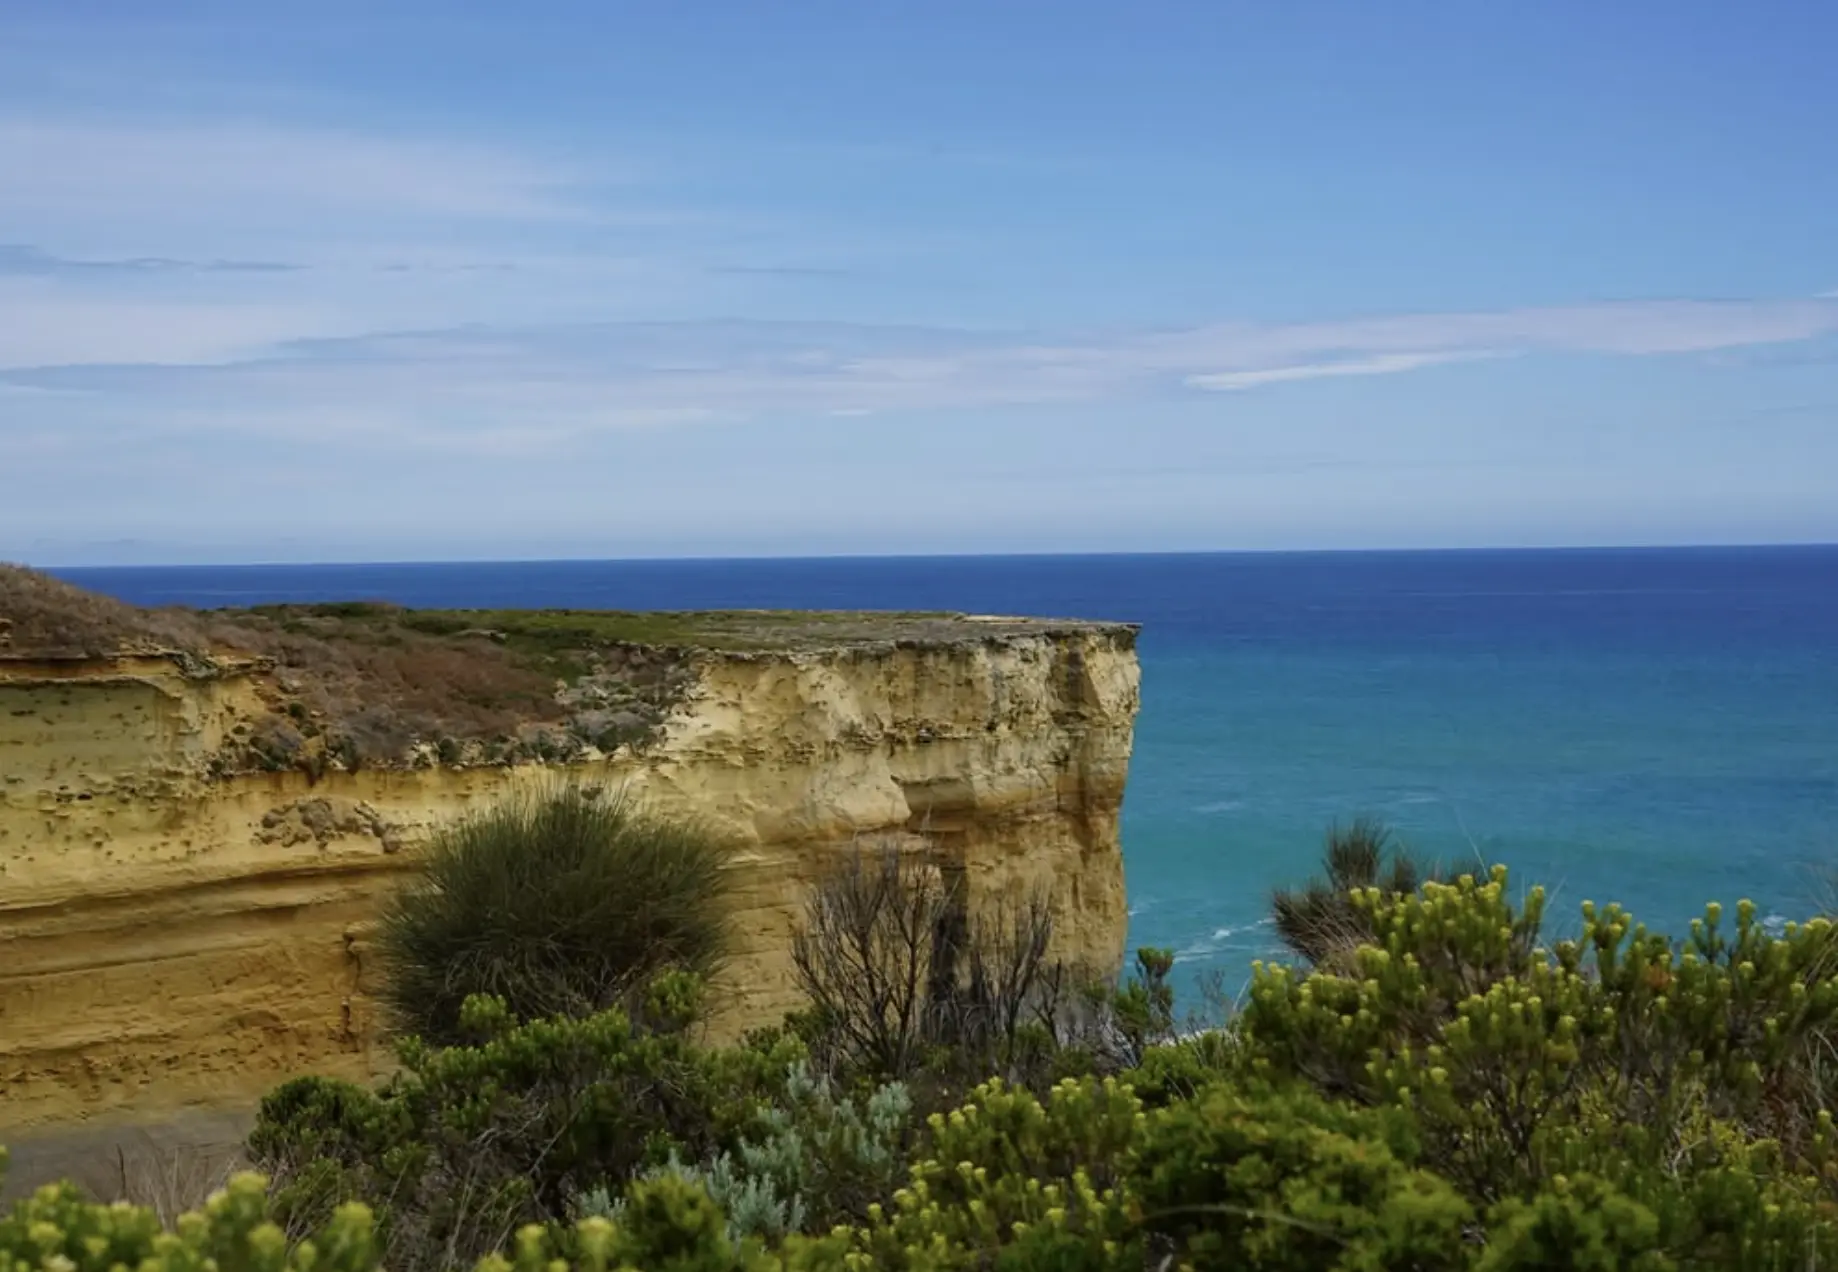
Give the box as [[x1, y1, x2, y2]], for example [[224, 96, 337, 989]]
[[1143, 299, 1838, 366], [708, 264, 855, 278], [0, 244, 301, 276], [1187, 350, 1501, 391], [8, 297, 1838, 448], [7, 105, 1838, 452], [0, 110, 846, 368], [0, 282, 335, 367]]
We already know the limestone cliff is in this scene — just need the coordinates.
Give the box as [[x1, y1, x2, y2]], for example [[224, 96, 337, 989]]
[[0, 612, 1139, 1135]]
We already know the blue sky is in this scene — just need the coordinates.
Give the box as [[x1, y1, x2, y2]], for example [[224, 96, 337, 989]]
[[2, 1, 1836, 564]]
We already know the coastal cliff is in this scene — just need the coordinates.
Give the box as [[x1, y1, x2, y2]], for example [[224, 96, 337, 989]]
[[0, 591, 1139, 1137]]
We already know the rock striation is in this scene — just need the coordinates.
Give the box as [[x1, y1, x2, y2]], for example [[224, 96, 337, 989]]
[[0, 610, 1139, 1138]]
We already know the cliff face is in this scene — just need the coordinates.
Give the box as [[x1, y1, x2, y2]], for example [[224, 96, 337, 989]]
[[0, 619, 1139, 1134]]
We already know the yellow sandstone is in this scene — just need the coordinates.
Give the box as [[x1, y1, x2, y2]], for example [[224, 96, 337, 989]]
[[0, 619, 1139, 1138]]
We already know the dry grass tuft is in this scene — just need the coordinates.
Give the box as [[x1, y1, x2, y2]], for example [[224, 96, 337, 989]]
[[105, 1131, 247, 1228], [1270, 818, 1447, 970]]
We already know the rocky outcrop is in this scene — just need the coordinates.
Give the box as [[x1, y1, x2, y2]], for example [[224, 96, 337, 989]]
[[0, 617, 1139, 1136]]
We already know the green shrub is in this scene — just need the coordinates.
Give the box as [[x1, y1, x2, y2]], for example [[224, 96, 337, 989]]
[[1473, 1157, 1838, 1272], [1473, 1173, 1666, 1272], [1236, 860, 1838, 1271], [850, 1075, 1144, 1270], [521, 1175, 779, 1272], [639, 1060, 915, 1242], [1103, 947, 1179, 1070], [244, 1075, 417, 1244], [0, 1151, 792, 1272], [1122, 1030, 1243, 1110], [377, 784, 734, 1044], [1470, 1162, 1838, 1272], [248, 976, 803, 1272], [0, 1159, 381, 1272], [1134, 1081, 1470, 1271], [1241, 867, 1557, 1193]]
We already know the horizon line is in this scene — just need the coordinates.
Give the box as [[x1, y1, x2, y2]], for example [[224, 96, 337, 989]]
[[35, 539, 1838, 573]]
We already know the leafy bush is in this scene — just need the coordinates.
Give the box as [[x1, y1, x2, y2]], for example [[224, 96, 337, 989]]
[[1238, 865, 1838, 1264], [1245, 870, 1838, 1183], [377, 785, 734, 1044], [1134, 1082, 1471, 1271], [0, 1151, 786, 1272], [249, 976, 802, 1272], [637, 1060, 914, 1242], [243, 1073, 414, 1246], [1121, 1028, 1243, 1110], [853, 1075, 1145, 1270], [1103, 947, 1179, 1070], [1472, 1159, 1838, 1272], [0, 1157, 382, 1272]]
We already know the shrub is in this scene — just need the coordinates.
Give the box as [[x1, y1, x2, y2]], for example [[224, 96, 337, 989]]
[[377, 784, 734, 1044], [248, 976, 804, 1272], [854, 1075, 1145, 1270], [1269, 817, 1445, 969], [244, 1074, 415, 1245], [1122, 1028, 1243, 1110], [1103, 947, 1179, 1070], [0, 1150, 790, 1272], [0, 1158, 381, 1272], [790, 840, 960, 1080], [1241, 865, 1838, 1242], [1135, 1081, 1471, 1272], [638, 1060, 915, 1242], [789, 838, 1123, 1095], [1240, 866, 1550, 1162], [1474, 1156, 1838, 1272]]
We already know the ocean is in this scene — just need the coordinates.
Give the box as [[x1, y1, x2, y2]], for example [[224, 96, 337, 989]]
[[57, 546, 1838, 1005]]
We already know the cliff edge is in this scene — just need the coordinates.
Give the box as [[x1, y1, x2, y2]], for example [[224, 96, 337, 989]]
[[0, 567, 1140, 1134]]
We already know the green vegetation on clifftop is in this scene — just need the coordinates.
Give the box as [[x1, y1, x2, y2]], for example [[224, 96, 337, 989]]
[[1, 564, 1132, 776]]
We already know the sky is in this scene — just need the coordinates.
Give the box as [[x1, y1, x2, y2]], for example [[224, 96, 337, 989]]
[[2, 1, 1836, 565]]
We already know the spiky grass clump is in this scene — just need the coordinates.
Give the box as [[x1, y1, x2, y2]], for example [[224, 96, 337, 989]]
[[1270, 817, 1442, 969], [377, 784, 733, 1044]]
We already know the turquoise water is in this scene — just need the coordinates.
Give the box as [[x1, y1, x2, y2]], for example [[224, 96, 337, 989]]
[[61, 547, 1838, 1003]]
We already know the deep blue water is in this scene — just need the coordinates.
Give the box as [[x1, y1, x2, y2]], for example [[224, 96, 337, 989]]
[[57, 547, 1838, 1002]]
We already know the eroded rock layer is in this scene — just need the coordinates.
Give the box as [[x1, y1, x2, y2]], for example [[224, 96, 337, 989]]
[[0, 619, 1139, 1133]]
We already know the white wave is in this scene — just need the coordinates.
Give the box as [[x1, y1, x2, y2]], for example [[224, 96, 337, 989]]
[[1194, 798, 1246, 814], [1174, 917, 1275, 960]]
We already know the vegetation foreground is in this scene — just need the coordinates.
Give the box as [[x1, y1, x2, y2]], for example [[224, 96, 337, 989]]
[[7, 794, 1838, 1271]]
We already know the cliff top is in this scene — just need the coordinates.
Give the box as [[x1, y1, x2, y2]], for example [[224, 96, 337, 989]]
[[0, 564, 1130, 657], [0, 563, 1134, 774]]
